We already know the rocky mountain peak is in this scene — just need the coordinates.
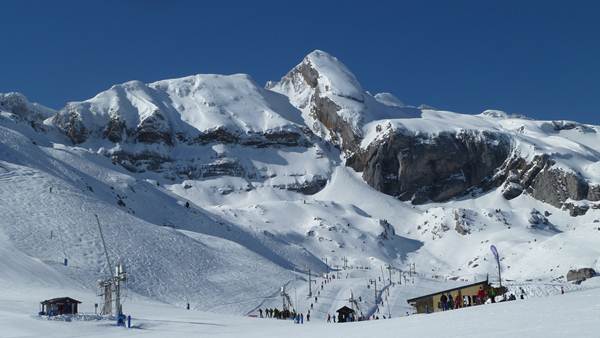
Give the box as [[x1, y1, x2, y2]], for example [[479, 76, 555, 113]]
[[269, 50, 419, 152]]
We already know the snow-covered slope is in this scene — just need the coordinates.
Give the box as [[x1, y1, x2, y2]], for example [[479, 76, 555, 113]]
[[1, 50, 599, 330]]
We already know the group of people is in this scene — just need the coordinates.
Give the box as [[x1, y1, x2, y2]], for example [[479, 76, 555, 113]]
[[259, 308, 290, 319], [437, 286, 496, 311], [259, 308, 311, 323], [258, 273, 343, 323], [436, 285, 540, 312]]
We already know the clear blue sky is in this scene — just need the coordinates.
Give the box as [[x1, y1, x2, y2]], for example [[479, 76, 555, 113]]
[[1, 0, 598, 123]]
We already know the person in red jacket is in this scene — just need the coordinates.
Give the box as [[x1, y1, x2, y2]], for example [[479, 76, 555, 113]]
[[477, 287, 486, 305]]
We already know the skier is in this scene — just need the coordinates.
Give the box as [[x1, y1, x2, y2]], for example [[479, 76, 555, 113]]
[[300, 313, 304, 324], [561, 286, 565, 295], [327, 314, 331, 323], [448, 294, 454, 310], [185, 201, 190, 208], [259, 309, 263, 318], [307, 312, 310, 322]]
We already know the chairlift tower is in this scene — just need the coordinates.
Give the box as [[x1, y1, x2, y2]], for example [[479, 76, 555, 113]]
[[95, 214, 127, 317], [280, 285, 293, 312], [114, 262, 127, 316]]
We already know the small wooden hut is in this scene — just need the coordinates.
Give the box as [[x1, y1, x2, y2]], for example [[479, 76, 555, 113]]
[[40, 297, 81, 316], [336, 305, 355, 322]]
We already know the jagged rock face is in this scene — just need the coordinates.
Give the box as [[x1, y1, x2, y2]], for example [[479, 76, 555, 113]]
[[273, 176, 328, 195], [109, 150, 169, 173], [377, 219, 396, 241], [496, 154, 600, 215], [502, 182, 524, 200], [310, 92, 361, 151], [179, 158, 246, 179], [176, 127, 312, 148], [531, 166, 588, 205], [186, 127, 240, 145], [52, 105, 88, 144], [454, 209, 476, 235], [348, 130, 512, 203], [133, 110, 173, 145], [103, 116, 126, 143], [528, 209, 558, 231]]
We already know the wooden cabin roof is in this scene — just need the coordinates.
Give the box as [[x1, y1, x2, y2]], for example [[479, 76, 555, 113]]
[[336, 305, 355, 314], [41, 297, 82, 305]]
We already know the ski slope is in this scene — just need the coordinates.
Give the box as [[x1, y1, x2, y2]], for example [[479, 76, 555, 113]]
[[1, 261, 599, 338]]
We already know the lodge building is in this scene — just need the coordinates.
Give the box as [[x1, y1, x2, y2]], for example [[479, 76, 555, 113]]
[[406, 280, 497, 314]]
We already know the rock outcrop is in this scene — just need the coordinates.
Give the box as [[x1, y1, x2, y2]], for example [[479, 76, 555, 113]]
[[566, 268, 597, 284], [274, 176, 328, 195], [52, 105, 88, 143], [495, 154, 600, 215], [347, 130, 512, 203]]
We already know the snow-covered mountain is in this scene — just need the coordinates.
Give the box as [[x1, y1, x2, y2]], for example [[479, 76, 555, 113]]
[[52, 74, 309, 145], [1, 50, 599, 317], [267, 50, 421, 150]]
